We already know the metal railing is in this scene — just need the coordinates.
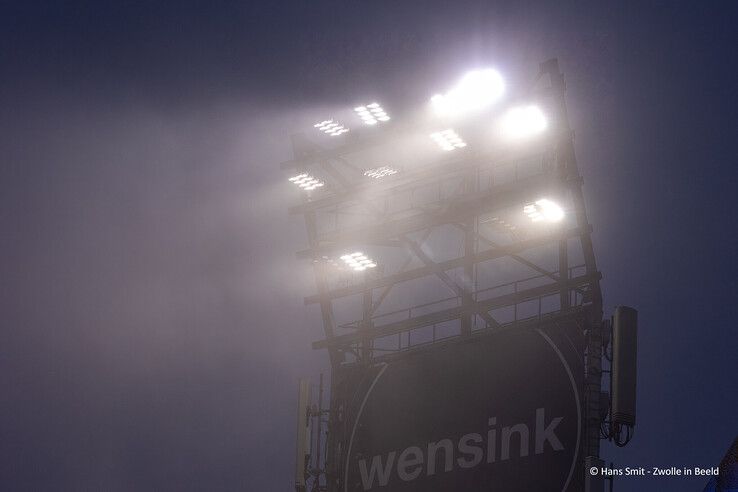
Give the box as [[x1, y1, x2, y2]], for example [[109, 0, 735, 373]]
[[337, 264, 589, 355]]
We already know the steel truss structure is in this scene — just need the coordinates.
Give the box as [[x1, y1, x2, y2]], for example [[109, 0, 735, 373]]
[[286, 59, 605, 491]]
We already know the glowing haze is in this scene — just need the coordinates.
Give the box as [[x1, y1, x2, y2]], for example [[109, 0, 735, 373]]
[[0, 2, 736, 492]]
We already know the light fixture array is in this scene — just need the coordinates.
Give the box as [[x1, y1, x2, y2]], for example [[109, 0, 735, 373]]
[[315, 256, 342, 269], [289, 173, 325, 191], [354, 103, 390, 125], [340, 252, 377, 271], [485, 216, 517, 232], [430, 129, 467, 151], [364, 165, 399, 179], [523, 199, 564, 223], [298, 70, 555, 194], [314, 120, 349, 136]]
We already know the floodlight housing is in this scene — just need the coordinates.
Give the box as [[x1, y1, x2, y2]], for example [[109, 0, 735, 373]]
[[364, 166, 399, 179], [289, 173, 325, 191], [354, 103, 390, 125], [431, 69, 505, 116], [523, 199, 564, 223], [500, 105, 548, 139], [339, 252, 377, 271], [430, 129, 467, 151], [314, 120, 349, 136]]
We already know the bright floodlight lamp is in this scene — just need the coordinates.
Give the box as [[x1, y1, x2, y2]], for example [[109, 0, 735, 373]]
[[499, 105, 548, 140], [364, 165, 399, 179], [339, 252, 377, 271], [314, 119, 350, 136], [430, 129, 467, 151], [523, 198, 565, 223], [431, 68, 505, 116], [354, 102, 390, 125], [289, 173, 325, 191]]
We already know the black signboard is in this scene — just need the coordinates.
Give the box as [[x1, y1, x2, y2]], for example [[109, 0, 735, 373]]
[[342, 325, 584, 492]]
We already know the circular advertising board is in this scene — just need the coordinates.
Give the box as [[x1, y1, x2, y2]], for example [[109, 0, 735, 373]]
[[342, 326, 583, 492]]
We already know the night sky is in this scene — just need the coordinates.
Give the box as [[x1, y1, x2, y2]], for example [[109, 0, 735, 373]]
[[1, 1, 737, 491]]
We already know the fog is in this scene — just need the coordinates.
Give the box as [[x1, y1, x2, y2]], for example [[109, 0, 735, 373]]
[[1, 2, 737, 490]]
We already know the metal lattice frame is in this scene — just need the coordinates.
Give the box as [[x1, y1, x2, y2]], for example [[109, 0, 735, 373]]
[[286, 59, 605, 489]]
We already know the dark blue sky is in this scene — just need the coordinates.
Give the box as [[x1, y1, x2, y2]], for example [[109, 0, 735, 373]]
[[1, 1, 736, 491]]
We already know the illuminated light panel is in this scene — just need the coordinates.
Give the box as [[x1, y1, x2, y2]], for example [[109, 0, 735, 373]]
[[289, 173, 325, 191], [431, 69, 505, 116], [499, 105, 548, 139], [430, 129, 467, 151], [523, 199, 565, 223], [486, 216, 517, 232], [364, 165, 399, 179], [315, 256, 342, 269], [339, 252, 377, 271], [354, 102, 390, 125], [314, 119, 350, 136]]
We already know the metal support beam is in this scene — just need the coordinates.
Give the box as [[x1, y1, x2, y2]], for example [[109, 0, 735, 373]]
[[304, 227, 589, 305], [296, 172, 563, 259], [473, 228, 561, 283], [361, 288, 372, 363], [541, 57, 604, 460], [313, 272, 600, 350], [401, 233, 500, 330], [370, 229, 432, 315], [559, 238, 570, 311]]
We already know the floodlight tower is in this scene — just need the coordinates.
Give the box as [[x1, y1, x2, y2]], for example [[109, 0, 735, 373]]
[[286, 59, 636, 492]]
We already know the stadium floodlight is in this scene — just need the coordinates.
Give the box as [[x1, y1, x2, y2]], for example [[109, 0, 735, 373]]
[[314, 120, 350, 136], [364, 165, 399, 179], [315, 255, 342, 269], [431, 69, 505, 116], [339, 252, 377, 271], [499, 105, 547, 139], [523, 198, 565, 223], [289, 173, 325, 191], [430, 129, 467, 151], [354, 102, 390, 125]]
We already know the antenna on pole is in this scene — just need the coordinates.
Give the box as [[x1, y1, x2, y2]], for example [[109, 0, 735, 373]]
[[295, 380, 311, 492], [601, 306, 638, 448]]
